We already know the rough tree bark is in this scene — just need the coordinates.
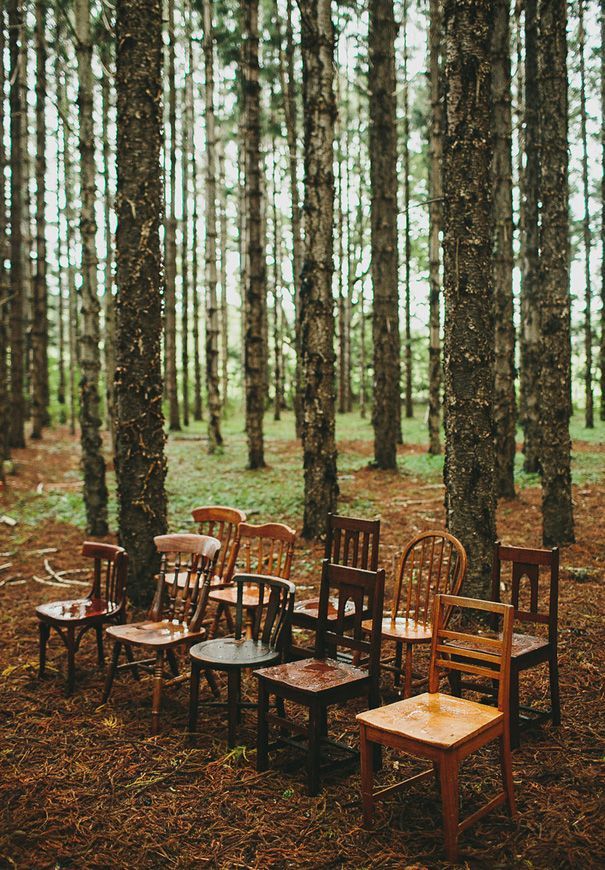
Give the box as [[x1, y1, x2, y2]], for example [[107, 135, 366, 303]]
[[218, 134, 229, 410], [181, 0, 192, 429], [101, 39, 116, 447], [369, 0, 400, 469], [204, 0, 223, 452], [165, 0, 180, 431], [578, 0, 593, 429], [8, 0, 26, 449], [491, 0, 516, 498], [402, 0, 413, 421], [242, 0, 265, 469], [601, 0, 605, 421], [31, 0, 48, 440], [115, 0, 167, 606], [0, 7, 9, 462], [75, 0, 108, 535], [299, 0, 338, 536], [520, 0, 541, 473], [427, 0, 442, 456], [192, 62, 203, 422], [537, 0, 574, 546], [443, 0, 496, 599]]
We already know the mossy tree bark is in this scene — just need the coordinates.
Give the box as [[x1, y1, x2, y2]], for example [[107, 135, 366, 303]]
[[443, 0, 496, 599], [537, 0, 574, 546], [115, 0, 167, 606], [241, 0, 265, 469], [299, 0, 338, 537], [369, 0, 400, 470], [75, 0, 108, 535], [491, 0, 516, 498], [427, 0, 442, 456]]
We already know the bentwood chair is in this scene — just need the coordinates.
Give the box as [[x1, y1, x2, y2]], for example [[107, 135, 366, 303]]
[[255, 560, 385, 795], [357, 594, 516, 863], [36, 542, 128, 695], [102, 534, 220, 735], [189, 573, 296, 746], [209, 522, 296, 637], [364, 531, 466, 697]]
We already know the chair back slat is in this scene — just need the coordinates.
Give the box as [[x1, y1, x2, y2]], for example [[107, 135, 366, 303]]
[[150, 534, 221, 630], [428, 594, 514, 713], [233, 522, 296, 579], [192, 506, 247, 581], [81, 541, 128, 610], [233, 573, 296, 650], [324, 514, 380, 571], [491, 541, 559, 641]]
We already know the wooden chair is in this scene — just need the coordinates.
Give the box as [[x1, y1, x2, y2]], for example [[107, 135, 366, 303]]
[[209, 522, 296, 637], [189, 572, 296, 747], [363, 530, 466, 698], [255, 560, 385, 796], [357, 594, 516, 863], [36, 542, 128, 695], [102, 534, 220, 735]]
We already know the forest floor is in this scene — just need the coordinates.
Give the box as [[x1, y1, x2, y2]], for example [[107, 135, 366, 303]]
[[0, 409, 603, 869]]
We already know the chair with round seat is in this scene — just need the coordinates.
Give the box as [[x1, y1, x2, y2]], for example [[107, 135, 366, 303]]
[[36, 542, 128, 695], [189, 573, 296, 746]]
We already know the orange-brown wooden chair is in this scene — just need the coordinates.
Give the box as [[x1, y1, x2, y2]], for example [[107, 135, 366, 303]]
[[36, 542, 128, 695], [102, 534, 220, 734], [357, 594, 516, 863], [363, 530, 466, 697]]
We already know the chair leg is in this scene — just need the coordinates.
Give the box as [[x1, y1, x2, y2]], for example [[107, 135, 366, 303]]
[[166, 649, 179, 677], [204, 668, 221, 699], [404, 644, 413, 699], [151, 650, 164, 736], [393, 641, 403, 689], [188, 663, 201, 734], [307, 702, 322, 796], [227, 669, 241, 748], [124, 643, 140, 680], [38, 622, 50, 678], [66, 626, 76, 696], [256, 679, 270, 772], [548, 651, 561, 726], [499, 733, 517, 819], [509, 667, 520, 750], [102, 641, 122, 702], [449, 669, 462, 697], [439, 753, 460, 863], [359, 724, 375, 827], [95, 625, 105, 668]]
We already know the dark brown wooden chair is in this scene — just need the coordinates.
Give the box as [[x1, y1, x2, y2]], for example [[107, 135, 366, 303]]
[[102, 533, 220, 735], [357, 594, 516, 863], [36, 542, 128, 695], [209, 522, 296, 637], [364, 530, 466, 697], [255, 560, 385, 795], [189, 572, 296, 746]]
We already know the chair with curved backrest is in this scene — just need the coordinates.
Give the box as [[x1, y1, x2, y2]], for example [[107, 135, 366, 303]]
[[208, 522, 296, 637], [191, 505, 247, 588], [189, 572, 296, 747], [36, 542, 128, 695], [364, 530, 467, 698], [102, 533, 220, 735]]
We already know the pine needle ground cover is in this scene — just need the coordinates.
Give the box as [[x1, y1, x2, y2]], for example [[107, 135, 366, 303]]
[[1, 412, 603, 868]]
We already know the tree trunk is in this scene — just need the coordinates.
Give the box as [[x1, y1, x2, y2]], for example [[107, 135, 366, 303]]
[[299, 0, 338, 536], [491, 0, 516, 498], [537, 0, 574, 546], [115, 0, 167, 606], [241, 0, 265, 469], [218, 134, 229, 411], [601, 0, 605, 421], [55, 48, 66, 416], [8, 0, 26, 449], [402, 0, 413, 421], [204, 0, 223, 452], [101, 39, 116, 448], [165, 0, 180, 431], [579, 0, 593, 429], [427, 0, 442, 456], [337, 107, 346, 415], [0, 6, 9, 462], [443, 0, 496, 600], [192, 59, 203, 423], [369, 0, 400, 470], [31, 0, 48, 440], [181, 2, 192, 429], [520, 0, 540, 473], [270, 85, 283, 422], [75, 0, 108, 535]]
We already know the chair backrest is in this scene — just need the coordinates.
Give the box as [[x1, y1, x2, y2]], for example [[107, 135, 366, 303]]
[[232, 522, 296, 580], [149, 534, 221, 631], [391, 530, 467, 627], [315, 561, 385, 701], [233, 573, 296, 650], [492, 541, 559, 644], [325, 513, 380, 571], [82, 541, 129, 611], [191, 505, 247, 582], [428, 594, 514, 714]]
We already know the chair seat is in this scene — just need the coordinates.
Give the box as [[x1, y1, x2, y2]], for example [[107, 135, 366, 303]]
[[294, 595, 356, 620], [36, 597, 119, 625], [356, 692, 503, 749], [209, 585, 264, 608], [190, 637, 280, 669], [255, 656, 368, 694], [106, 620, 204, 648], [362, 615, 433, 644], [511, 632, 549, 659]]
